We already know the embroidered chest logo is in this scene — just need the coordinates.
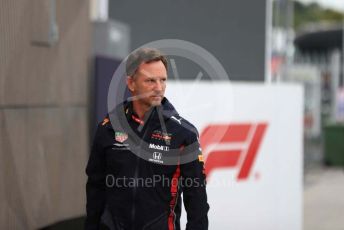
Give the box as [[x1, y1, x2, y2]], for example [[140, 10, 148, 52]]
[[153, 152, 162, 160], [115, 131, 128, 143], [149, 143, 170, 151], [149, 152, 164, 164], [151, 130, 172, 141]]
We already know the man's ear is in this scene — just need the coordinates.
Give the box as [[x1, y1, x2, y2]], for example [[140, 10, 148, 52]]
[[127, 76, 135, 92]]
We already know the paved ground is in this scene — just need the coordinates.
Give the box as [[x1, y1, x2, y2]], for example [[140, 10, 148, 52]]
[[304, 165, 344, 230], [303, 137, 344, 230]]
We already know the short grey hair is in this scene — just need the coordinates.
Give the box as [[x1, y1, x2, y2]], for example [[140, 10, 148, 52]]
[[126, 48, 168, 77]]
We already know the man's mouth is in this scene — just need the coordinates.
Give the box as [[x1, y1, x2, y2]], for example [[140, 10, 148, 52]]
[[151, 95, 162, 99]]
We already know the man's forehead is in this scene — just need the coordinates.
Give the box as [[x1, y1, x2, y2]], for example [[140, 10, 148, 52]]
[[136, 63, 167, 78], [138, 69, 166, 77]]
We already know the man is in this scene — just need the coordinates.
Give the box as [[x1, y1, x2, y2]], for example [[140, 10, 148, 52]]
[[85, 48, 209, 230]]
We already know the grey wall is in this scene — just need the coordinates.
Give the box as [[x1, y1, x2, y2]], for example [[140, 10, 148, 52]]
[[109, 0, 267, 81], [0, 0, 91, 229]]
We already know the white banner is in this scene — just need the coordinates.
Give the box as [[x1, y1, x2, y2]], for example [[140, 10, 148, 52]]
[[165, 82, 303, 230]]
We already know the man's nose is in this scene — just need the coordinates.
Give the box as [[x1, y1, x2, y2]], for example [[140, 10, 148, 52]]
[[154, 81, 163, 91]]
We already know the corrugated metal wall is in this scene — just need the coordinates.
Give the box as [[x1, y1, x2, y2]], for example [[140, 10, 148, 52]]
[[0, 0, 91, 229]]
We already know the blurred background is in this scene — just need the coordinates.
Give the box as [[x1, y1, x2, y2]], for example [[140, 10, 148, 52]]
[[0, 0, 343, 229]]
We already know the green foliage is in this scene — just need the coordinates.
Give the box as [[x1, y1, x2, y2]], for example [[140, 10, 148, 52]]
[[294, 1, 343, 29], [274, 0, 344, 30]]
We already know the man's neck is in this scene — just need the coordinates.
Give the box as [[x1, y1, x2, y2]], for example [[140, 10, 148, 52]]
[[132, 100, 151, 120]]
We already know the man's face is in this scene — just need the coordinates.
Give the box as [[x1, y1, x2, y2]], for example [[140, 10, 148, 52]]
[[127, 60, 167, 107]]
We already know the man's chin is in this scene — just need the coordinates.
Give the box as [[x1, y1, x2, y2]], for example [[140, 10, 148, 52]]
[[150, 100, 162, 107], [149, 97, 163, 107]]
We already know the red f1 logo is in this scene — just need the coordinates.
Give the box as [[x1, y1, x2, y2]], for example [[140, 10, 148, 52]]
[[200, 123, 268, 181]]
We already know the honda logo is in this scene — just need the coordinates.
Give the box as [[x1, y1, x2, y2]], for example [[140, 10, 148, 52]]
[[153, 152, 162, 160]]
